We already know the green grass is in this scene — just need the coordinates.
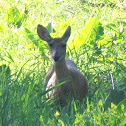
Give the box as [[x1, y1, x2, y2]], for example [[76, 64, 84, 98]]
[[0, 0, 126, 125]]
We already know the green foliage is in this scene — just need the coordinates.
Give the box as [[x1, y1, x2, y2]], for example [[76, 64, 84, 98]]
[[5, 6, 27, 28], [6, 7, 21, 26], [0, 0, 126, 125], [117, 99, 126, 112], [69, 16, 104, 50]]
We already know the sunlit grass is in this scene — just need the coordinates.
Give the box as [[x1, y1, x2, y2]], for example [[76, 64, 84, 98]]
[[0, 0, 126, 125]]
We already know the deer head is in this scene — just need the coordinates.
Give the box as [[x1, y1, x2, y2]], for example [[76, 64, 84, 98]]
[[37, 24, 71, 62]]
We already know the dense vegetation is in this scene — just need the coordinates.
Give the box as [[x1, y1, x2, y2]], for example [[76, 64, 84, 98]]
[[0, 0, 126, 125]]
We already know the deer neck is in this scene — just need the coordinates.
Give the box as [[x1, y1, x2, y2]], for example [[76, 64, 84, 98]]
[[54, 59, 69, 80]]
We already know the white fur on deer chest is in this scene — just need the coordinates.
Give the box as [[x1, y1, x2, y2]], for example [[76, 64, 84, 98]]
[[46, 72, 56, 98]]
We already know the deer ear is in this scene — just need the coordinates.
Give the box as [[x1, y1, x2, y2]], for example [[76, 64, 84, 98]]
[[62, 26, 71, 43], [37, 24, 52, 42]]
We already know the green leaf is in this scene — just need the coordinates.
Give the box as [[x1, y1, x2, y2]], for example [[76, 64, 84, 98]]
[[69, 17, 104, 50], [25, 28, 49, 59], [40, 81, 67, 96], [104, 89, 125, 110], [6, 51, 14, 63], [25, 28, 39, 46], [105, 23, 119, 33], [96, 37, 112, 48], [25, 28, 47, 50], [119, 116, 126, 126], [14, 59, 30, 82], [6, 7, 22, 27], [117, 99, 126, 113], [46, 22, 55, 33]]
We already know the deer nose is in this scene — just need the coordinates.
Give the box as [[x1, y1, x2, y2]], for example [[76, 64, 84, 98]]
[[53, 55, 60, 62]]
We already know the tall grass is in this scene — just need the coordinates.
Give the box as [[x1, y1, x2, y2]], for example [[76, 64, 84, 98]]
[[0, 0, 126, 125]]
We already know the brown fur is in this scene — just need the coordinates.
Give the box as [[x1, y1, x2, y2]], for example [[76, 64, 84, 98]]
[[37, 24, 88, 105]]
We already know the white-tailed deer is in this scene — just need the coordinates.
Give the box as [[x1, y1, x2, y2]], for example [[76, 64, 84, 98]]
[[37, 24, 88, 105]]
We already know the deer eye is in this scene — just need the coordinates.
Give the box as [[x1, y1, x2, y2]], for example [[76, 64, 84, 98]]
[[61, 44, 66, 48]]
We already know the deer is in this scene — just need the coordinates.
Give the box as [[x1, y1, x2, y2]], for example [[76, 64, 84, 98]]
[[37, 24, 88, 105]]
